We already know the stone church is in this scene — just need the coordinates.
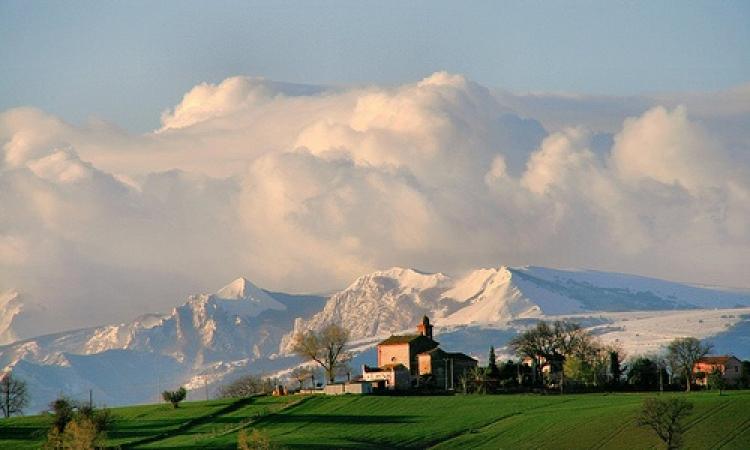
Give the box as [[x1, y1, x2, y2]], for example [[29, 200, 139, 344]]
[[362, 316, 477, 390]]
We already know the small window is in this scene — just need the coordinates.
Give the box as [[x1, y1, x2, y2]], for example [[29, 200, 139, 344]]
[[736, 366, 739, 373]]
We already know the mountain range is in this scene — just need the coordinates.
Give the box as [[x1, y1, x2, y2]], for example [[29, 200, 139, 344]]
[[2, 266, 750, 412]]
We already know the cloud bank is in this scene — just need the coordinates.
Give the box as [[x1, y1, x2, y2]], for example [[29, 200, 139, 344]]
[[1, 73, 748, 334]]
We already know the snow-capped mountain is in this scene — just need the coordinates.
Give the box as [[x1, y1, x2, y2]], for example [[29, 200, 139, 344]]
[[0, 278, 325, 412], [3, 266, 750, 413], [281, 268, 453, 351], [284, 265, 750, 345]]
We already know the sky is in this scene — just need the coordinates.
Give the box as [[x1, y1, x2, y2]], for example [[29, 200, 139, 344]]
[[0, 1, 749, 335], [1, 1, 749, 131]]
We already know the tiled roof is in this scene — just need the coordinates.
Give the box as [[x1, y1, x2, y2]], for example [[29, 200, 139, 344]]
[[696, 355, 737, 365], [381, 363, 408, 370], [378, 334, 422, 345], [418, 347, 476, 362]]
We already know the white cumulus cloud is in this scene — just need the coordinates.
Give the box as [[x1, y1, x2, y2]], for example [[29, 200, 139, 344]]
[[0, 72, 748, 336]]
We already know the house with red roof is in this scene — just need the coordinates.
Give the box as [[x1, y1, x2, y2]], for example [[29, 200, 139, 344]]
[[693, 355, 743, 386]]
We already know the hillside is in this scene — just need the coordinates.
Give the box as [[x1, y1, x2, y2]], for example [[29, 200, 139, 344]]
[[1, 392, 749, 449]]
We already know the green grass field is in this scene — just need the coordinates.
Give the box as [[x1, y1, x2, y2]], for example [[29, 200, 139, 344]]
[[1, 391, 749, 449]]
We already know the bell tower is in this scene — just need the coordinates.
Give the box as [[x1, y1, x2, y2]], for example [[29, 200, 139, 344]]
[[416, 315, 433, 340]]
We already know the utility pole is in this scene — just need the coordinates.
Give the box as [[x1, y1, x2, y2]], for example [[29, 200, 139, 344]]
[[204, 378, 209, 401], [450, 359, 454, 390], [444, 359, 448, 391], [658, 360, 664, 394], [89, 389, 93, 409]]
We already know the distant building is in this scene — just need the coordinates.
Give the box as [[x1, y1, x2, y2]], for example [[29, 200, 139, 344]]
[[693, 355, 743, 386], [363, 316, 477, 390]]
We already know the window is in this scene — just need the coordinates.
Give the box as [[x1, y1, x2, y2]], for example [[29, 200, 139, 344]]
[[736, 366, 739, 373]]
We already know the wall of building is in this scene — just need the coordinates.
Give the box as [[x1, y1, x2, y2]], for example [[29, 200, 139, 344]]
[[378, 344, 411, 370]]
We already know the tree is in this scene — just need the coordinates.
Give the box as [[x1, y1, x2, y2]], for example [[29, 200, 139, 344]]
[[467, 366, 488, 394], [291, 324, 350, 384], [627, 357, 659, 390], [45, 417, 105, 450], [0, 372, 29, 418], [707, 368, 726, 395], [289, 366, 313, 390], [509, 320, 595, 392], [665, 337, 712, 392], [49, 397, 76, 433], [486, 346, 500, 379], [45, 398, 110, 449], [608, 350, 624, 386], [162, 387, 187, 408], [637, 397, 693, 450]]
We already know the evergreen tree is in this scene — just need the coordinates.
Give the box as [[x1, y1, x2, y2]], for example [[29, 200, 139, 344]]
[[487, 346, 500, 378]]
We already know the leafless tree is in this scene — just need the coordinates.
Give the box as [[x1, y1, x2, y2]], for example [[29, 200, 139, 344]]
[[291, 324, 350, 384], [666, 337, 712, 392], [0, 372, 29, 418], [289, 367, 313, 390], [638, 397, 693, 450]]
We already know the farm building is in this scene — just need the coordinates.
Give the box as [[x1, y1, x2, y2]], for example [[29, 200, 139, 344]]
[[362, 316, 477, 390], [693, 355, 743, 386]]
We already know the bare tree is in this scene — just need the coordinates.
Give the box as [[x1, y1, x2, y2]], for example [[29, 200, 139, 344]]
[[638, 397, 693, 450], [291, 324, 350, 384], [666, 337, 712, 392], [289, 367, 313, 390], [0, 372, 29, 418]]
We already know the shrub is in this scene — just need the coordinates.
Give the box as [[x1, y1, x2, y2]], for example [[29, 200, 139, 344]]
[[238, 428, 275, 450], [217, 375, 278, 398], [45, 417, 105, 450]]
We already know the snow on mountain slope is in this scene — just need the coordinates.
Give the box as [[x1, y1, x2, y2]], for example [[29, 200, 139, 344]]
[[284, 265, 750, 347], [281, 268, 454, 351], [441, 267, 584, 324], [511, 266, 750, 310], [0, 278, 324, 412]]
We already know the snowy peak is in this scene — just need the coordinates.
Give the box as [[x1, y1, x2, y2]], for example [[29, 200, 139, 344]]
[[215, 277, 257, 300], [286, 264, 750, 345], [281, 267, 453, 348], [441, 266, 543, 324], [212, 277, 286, 317], [442, 266, 511, 302], [348, 267, 451, 293]]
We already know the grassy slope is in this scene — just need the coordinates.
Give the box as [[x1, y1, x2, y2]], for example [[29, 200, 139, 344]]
[[1, 392, 749, 449]]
